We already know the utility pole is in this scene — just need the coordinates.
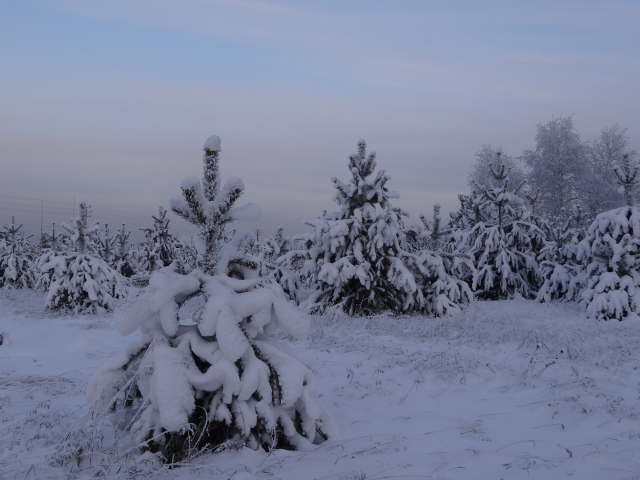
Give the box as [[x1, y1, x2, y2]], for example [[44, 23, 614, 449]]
[[40, 199, 44, 247]]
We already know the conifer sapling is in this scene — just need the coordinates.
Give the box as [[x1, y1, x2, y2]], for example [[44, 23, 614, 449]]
[[0, 216, 35, 289], [88, 135, 336, 463]]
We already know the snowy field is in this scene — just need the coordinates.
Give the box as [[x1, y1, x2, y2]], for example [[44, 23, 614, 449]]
[[2, 289, 640, 480]]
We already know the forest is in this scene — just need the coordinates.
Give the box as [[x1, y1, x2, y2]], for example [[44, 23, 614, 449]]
[[2, 115, 640, 479]]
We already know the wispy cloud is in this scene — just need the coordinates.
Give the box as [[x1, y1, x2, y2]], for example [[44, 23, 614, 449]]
[[2, 0, 640, 235]]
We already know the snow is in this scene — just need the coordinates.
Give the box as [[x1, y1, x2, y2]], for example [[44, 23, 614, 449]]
[[149, 342, 196, 430], [228, 202, 261, 222], [3, 288, 640, 479], [114, 269, 199, 336], [179, 176, 203, 195], [203, 135, 221, 152]]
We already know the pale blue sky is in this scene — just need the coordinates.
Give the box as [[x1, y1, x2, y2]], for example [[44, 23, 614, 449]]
[[2, 0, 639, 239]]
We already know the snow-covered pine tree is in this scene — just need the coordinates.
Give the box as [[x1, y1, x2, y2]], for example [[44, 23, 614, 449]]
[[33, 223, 67, 291], [289, 140, 470, 316], [42, 203, 126, 313], [470, 144, 526, 194], [401, 246, 473, 317], [39, 231, 53, 250], [449, 192, 485, 232], [536, 207, 589, 303], [174, 239, 197, 275], [63, 202, 100, 254], [406, 204, 454, 253], [96, 223, 117, 266], [171, 135, 261, 274], [293, 140, 405, 314], [138, 207, 178, 272], [578, 154, 640, 320], [405, 205, 475, 300], [454, 150, 545, 300], [614, 153, 640, 208], [250, 228, 286, 275], [137, 243, 160, 274], [0, 216, 36, 289], [250, 227, 303, 302], [524, 183, 541, 218], [113, 224, 136, 277], [87, 135, 336, 463]]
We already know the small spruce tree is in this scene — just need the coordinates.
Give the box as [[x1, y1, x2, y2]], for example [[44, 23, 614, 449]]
[[405, 205, 475, 303], [42, 203, 126, 313], [290, 140, 470, 316], [113, 224, 136, 277], [33, 223, 67, 291], [536, 207, 589, 303], [578, 154, 640, 320], [88, 135, 336, 463], [96, 223, 117, 266], [170, 135, 260, 274], [249, 227, 305, 303], [63, 203, 100, 254], [406, 205, 453, 253], [138, 207, 178, 272], [0, 216, 35, 289], [614, 153, 640, 208], [174, 239, 197, 275], [454, 151, 545, 299]]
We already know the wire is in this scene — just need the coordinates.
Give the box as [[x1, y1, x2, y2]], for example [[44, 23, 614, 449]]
[[0, 193, 199, 243], [0, 194, 74, 205]]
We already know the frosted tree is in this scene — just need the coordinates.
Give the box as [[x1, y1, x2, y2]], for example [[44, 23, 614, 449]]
[[577, 208, 640, 320], [174, 239, 197, 275], [407, 204, 454, 253], [405, 205, 475, 305], [401, 247, 473, 316], [288, 140, 470, 316], [33, 223, 67, 291], [455, 150, 545, 299], [470, 144, 526, 192], [138, 207, 178, 272], [583, 124, 637, 216], [536, 207, 589, 303], [63, 203, 100, 254], [250, 227, 303, 302], [0, 216, 35, 289], [613, 153, 640, 208], [449, 187, 491, 232], [96, 223, 117, 265], [249, 228, 285, 274], [39, 227, 61, 251], [522, 115, 588, 218], [113, 224, 136, 277], [296, 139, 406, 314], [42, 204, 126, 313], [87, 135, 336, 463], [578, 155, 640, 320], [170, 136, 260, 274]]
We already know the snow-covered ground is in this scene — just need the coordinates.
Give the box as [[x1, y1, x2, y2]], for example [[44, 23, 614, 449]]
[[2, 288, 640, 479]]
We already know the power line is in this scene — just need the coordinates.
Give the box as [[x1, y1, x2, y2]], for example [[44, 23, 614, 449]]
[[0, 194, 199, 242], [0, 194, 74, 205], [0, 206, 71, 215]]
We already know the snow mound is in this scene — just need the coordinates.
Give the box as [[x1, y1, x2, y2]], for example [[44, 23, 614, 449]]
[[203, 135, 221, 152]]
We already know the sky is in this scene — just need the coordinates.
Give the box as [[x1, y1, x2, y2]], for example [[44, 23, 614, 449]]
[[2, 0, 640, 241]]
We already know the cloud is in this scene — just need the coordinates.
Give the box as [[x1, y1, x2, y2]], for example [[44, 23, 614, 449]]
[[3, 0, 640, 237]]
